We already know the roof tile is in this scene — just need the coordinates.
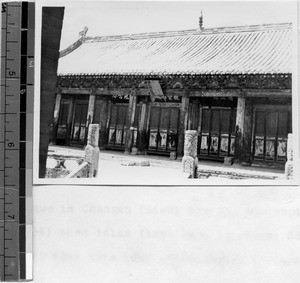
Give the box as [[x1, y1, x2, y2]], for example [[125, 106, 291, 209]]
[[58, 23, 292, 76]]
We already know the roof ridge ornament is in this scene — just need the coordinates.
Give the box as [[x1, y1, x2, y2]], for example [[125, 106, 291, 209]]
[[59, 26, 89, 58], [79, 26, 88, 39], [199, 10, 204, 31]]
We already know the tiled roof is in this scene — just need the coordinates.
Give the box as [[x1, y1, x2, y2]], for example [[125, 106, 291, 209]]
[[57, 23, 292, 76]]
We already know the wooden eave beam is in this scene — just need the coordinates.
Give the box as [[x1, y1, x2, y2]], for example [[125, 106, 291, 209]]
[[59, 88, 149, 96], [244, 89, 292, 97], [190, 89, 242, 97], [58, 87, 292, 98]]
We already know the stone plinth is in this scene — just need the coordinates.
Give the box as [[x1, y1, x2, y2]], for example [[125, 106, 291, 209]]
[[285, 133, 293, 180], [182, 156, 197, 178], [84, 124, 100, 177], [182, 130, 198, 178]]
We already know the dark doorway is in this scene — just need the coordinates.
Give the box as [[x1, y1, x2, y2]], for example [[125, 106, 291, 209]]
[[198, 106, 236, 160], [148, 104, 180, 154], [107, 104, 129, 148], [56, 98, 70, 145], [252, 106, 292, 165], [70, 101, 88, 145]]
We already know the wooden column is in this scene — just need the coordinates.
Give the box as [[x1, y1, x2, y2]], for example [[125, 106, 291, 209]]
[[198, 105, 203, 133], [177, 89, 189, 157], [234, 97, 253, 164], [125, 89, 137, 154], [99, 96, 109, 149], [137, 100, 148, 154], [188, 101, 199, 130], [84, 89, 96, 145], [65, 96, 74, 146], [50, 92, 62, 144], [187, 103, 192, 130]]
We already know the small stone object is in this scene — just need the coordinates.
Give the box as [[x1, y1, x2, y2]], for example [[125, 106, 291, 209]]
[[224, 157, 233, 166], [124, 149, 131, 155], [170, 151, 177, 160], [285, 133, 293, 180], [121, 161, 136, 166], [131, 147, 138, 155], [140, 161, 150, 167]]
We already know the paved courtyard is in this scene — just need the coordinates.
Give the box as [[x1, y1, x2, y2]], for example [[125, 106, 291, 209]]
[[46, 146, 285, 184]]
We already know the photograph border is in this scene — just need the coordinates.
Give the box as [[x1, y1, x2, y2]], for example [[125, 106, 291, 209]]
[[33, 0, 300, 186]]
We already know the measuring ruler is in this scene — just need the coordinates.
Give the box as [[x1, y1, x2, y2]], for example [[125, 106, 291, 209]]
[[0, 2, 34, 281]]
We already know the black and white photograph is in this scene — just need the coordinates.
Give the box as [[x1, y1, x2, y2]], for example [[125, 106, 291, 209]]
[[2, 1, 300, 282], [24, 1, 300, 282], [36, 1, 299, 185]]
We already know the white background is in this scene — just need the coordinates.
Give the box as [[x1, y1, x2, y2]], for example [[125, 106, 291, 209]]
[[30, 1, 300, 282]]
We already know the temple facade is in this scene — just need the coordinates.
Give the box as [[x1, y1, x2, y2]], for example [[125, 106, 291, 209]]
[[52, 22, 292, 168]]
